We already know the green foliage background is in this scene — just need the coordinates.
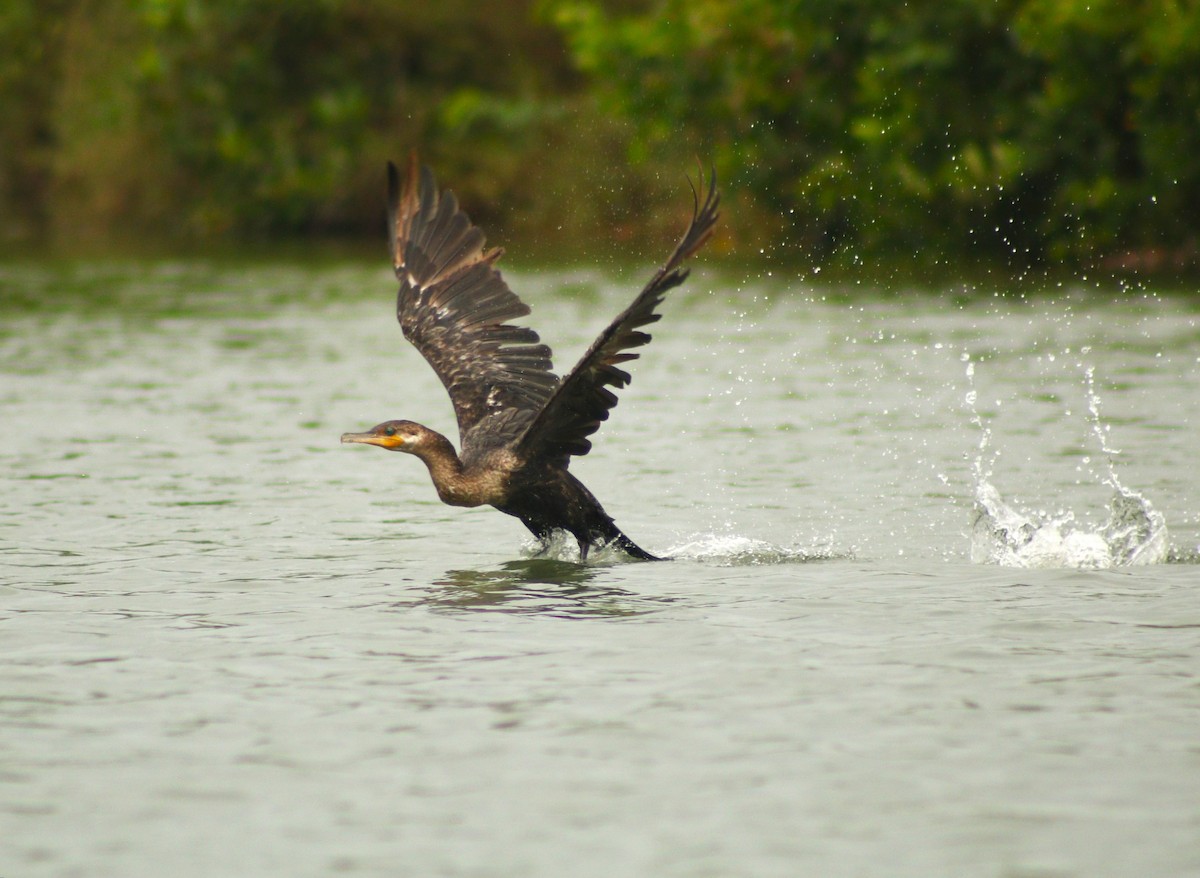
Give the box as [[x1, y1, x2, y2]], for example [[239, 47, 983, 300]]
[[2, 0, 1197, 270]]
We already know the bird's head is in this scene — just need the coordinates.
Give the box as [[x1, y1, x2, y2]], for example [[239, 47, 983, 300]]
[[340, 419, 427, 453]]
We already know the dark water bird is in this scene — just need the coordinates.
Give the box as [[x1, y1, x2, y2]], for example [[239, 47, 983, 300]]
[[341, 153, 719, 560]]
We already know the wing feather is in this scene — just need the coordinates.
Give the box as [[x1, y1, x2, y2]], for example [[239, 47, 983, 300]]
[[390, 153, 558, 449], [515, 167, 720, 464]]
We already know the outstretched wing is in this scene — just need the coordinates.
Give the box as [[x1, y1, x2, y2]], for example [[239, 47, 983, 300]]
[[515, 168, 720, 466], [389, 153, 558, 446]]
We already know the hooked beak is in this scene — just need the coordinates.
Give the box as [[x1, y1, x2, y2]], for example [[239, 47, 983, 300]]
[[340, 431, 404, 449]]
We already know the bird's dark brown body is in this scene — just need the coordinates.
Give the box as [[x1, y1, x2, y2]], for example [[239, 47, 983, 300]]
[[341, 153, 719, 560], [496, 463, 653, 560]]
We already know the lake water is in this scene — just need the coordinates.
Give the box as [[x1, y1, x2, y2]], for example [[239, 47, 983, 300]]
[[2, 261, 1199, 877]]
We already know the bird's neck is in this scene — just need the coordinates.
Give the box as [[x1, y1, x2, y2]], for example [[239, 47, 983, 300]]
[[411, 432, 477, 507]]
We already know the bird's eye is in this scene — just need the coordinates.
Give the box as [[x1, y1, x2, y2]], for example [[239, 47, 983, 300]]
[[383, 426, 397, 437]]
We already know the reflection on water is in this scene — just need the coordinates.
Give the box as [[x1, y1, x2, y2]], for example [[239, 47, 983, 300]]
[[415, 538, 847, 617], [417, 559, 665, 618]]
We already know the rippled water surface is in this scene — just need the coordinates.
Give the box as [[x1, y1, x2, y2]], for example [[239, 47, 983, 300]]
[[3, 262, 1199, 877]]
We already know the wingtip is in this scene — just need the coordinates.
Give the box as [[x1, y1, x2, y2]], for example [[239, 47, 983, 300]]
[[386, 150, 422, 199], [686, 158, 719, 207], [386, 160, 401, 205], [388, 149, 426, 273], [666, 162, 720, 268]]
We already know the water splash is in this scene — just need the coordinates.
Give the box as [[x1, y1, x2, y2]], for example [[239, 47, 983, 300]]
[[519, 532, 637, 565], [965, 358, 1168, 569], [664, 534, 847, 566]]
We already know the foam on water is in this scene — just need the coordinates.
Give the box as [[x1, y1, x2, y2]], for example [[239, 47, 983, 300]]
[[523, 531, 843, 566], [664, 533, 845, 565], [965, 359, 1169, 569]]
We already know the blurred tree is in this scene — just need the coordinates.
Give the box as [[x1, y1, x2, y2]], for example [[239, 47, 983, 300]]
[[550, 0, 1200, 268], [3, 0, 1198, 270], [0, 0, 75, 242], [1011, 0, 1200, 265], [18, 0, 590, 243]]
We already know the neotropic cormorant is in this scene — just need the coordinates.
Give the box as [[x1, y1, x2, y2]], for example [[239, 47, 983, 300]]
[[341, 153, 719, 560]]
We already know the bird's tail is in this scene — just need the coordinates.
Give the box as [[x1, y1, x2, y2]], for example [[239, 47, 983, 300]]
[[599, 522, 666, 561], [614, 533, 665, 561]]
